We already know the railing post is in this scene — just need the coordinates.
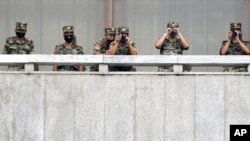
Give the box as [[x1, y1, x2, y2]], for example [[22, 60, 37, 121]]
[[99, 64, 109, 73], [25, 63, 35, 71], [173, 65, 183, 72]]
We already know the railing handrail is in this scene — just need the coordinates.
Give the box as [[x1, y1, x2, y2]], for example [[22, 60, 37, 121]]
[[0, 55, 249, 72], [0, 54, 250, 65]]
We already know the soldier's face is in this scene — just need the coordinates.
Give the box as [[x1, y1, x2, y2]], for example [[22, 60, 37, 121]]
[[106, 34, 115, 40], [15, 29, 26, 38], [64, 32, 74, 43], [64, 32, 74, 37], [232, 28, 241, 34]]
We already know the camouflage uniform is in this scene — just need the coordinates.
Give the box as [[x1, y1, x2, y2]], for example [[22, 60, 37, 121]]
[[90, 27, 116, 71], [109, 27, 137, 71], [54, 43, 84, 71], [2, 22, 34, 71], [54, 25, 84, 71], [222, 41, 250, 72], [158, 22, 188, 72], [221, 23, 250, 72]]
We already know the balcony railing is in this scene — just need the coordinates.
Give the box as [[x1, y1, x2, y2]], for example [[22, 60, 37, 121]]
[[0, 55, 250, 72]]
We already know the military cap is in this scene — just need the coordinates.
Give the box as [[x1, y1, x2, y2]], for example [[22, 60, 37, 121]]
[[118, 26, 129, 34], [63, 25, 74, 33], [16, 22, 27, 31], [105, 27, 116, 35], [167, 22, 179, 28], [230, 23, 241, 30]]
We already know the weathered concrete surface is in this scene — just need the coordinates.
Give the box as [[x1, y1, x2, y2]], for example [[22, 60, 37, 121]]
[[1, 73, 250, 141]]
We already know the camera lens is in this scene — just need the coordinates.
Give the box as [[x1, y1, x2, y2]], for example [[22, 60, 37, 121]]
[[232, 30, 237, 38], [121, 34, 127, 43]]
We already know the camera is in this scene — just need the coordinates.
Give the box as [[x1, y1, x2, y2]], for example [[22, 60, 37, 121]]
[[120, 34, 127, 43], [231, 30, 237, 38]]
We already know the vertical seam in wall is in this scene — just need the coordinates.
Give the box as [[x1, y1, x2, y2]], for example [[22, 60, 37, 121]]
[[103, 75, 106, 141], [163, 76, 166, 141], [43, 75, 46, 141], [224, 75, 226, 141], [14, 76, 16, 141], [134, 77, 137, 141], [194, 75, 197, 141], [73, 74, 76, 141]]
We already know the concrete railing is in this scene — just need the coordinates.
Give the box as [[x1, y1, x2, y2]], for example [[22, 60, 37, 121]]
[[0, 55, 250, 72]]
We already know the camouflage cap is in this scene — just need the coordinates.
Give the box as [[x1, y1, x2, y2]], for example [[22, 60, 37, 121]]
[[118, 26, 129, 34], [230, 23, 241, 30], [105, 27, 116, 35], [63, 25, 74, 33], [16, 22, 27, 31], [167, 22, 179, 28]]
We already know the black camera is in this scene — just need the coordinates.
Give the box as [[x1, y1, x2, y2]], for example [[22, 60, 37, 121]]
[[120, 34, 127, 43], [231, 30, 237, 38]]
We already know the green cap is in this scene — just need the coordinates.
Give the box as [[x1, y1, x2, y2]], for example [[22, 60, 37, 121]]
[[230, 23, 241, 30], [118, 26, 129, 34], [16, 22, 27, 31], [167, 22, 179, 28], [63, 25, 74, 33], [105, 27, 116, 34]]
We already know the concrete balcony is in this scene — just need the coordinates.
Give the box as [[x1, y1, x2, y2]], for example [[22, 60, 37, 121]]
[[0, 55, 250, 141]]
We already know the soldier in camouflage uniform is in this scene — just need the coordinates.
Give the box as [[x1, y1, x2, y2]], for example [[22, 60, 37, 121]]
[[220, 23, 250, 72], [155, 22, 189, 72], [90, 27, 116, 71], [53, 25, 85, 71], [108, 26, 137, 71], [2, 22, 34, 71]]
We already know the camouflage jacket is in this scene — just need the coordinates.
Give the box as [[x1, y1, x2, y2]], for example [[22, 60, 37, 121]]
[[110, 41, 136, 55], [54, 43, 84, 55], [93, 38, 111, 54], [160, 38, 187, 55], [222, 40, 250, 55], [3, 36, 34, 54], [54, 43, 84, 70]]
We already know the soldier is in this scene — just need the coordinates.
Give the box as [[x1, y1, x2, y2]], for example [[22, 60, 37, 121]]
[[155, 22, 189, 72], [108, 26, 137, 71], [53, 25, 85, 71], [2, 22, 34, 71], [220, 23, 250, 72], [90, 27, 116, 71]]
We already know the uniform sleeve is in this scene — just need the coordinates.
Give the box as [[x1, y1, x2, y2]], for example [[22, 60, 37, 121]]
[[222, 40, 227, 45], [244, 41, 250, 48], [178, 39, 188, 50], [2, 38, 10, 54], [93, 40, 102, 55], [54, 45, 60, 54], [28, 40, 35, 54], [130, 41, 136, 48], [80, 46, 85, 55]]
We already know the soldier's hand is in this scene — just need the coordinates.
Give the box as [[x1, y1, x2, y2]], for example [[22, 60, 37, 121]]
[[166, 28, 172, 35], [126, 36, 130, 44], [116, 34, 122, 41], [228, 31, 233, 40], [175, 28, 180, 34]]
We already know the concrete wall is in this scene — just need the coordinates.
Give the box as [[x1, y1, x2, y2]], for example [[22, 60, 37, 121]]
[[0, 72, 250, 141]]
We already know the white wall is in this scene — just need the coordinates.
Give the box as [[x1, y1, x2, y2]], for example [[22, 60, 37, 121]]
[[0, 73, 250, 141]]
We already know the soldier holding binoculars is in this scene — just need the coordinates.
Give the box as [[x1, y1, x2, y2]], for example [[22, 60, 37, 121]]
[[155, 22, 189, 72]]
